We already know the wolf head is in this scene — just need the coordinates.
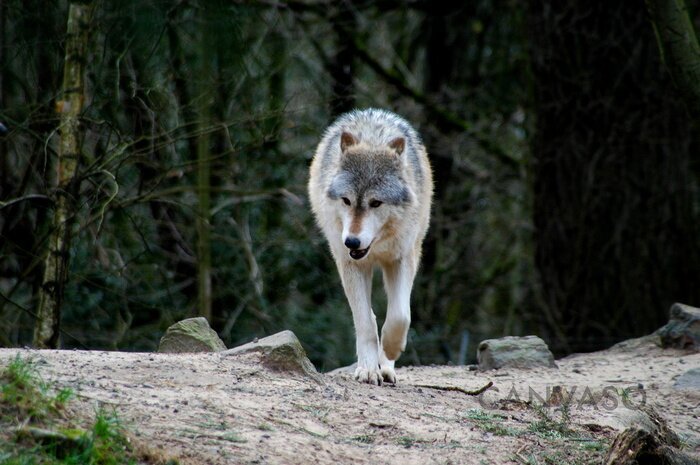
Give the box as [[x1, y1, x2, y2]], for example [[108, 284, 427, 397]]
[[326, 132, 414, 260]]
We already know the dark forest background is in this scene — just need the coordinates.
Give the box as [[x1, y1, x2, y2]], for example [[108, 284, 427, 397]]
[[1, 0, 699, 371]]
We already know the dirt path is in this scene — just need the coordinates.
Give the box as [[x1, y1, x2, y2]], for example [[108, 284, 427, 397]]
[[1, 340, 698, 464]]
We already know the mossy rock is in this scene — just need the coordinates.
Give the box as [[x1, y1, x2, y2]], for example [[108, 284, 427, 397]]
[[477, 335, 557, 370], [223, 330, 320, 382], [157, 317, 226, 353]]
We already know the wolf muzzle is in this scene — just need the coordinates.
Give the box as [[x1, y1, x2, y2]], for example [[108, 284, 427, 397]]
[[345, 237, 370, 260]]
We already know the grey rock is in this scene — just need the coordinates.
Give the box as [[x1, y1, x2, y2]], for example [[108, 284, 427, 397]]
[[223, 330, 320, 381], [609, 333, 660, 352], [327, 363, 356, 376], [477, 335, 556, 370], [656, 303, 700, 351], [157, 317, 226, 353], [674, 367, 700, 391]]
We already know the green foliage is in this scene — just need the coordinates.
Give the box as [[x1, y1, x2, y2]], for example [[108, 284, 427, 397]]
[[465, 404, 584, 440], [84, 410, 134, 465], [351, 434, 375, 444], [528, 403, 575, 440], [0, 357, 167, 465], [464, 408, 520, 437], [396, 436, 420, 448], [465, 405, 609, 464], [0, 356, 71, 422]]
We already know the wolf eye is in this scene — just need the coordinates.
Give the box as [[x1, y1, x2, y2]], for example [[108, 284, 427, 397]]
[[369, 200, 383, 208], [341, 197, 351, 206]]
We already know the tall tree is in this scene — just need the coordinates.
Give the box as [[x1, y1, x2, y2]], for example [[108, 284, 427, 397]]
[[329, 3, 356, 116], [196, 38, 213, 322], [34, 1, 93, 348], [528, 0, 700, 353], [646, 0, 700, 118], [196, 143, 213, 322]]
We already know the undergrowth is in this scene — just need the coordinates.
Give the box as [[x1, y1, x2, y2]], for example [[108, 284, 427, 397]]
[[0, 355, 72, 422], [465, 404, 611, 465], [0, 355, 174, 465]]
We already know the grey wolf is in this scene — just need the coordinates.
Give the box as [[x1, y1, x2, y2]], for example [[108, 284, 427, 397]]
[[308, 109, 433, 384]]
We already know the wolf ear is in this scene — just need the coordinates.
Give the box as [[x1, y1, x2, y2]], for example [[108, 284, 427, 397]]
[[388, 137, 405, 156], [340, 132, 357, 153]]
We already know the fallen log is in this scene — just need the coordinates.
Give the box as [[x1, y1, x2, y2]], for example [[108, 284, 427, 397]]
[[604, 406, 699, 465]]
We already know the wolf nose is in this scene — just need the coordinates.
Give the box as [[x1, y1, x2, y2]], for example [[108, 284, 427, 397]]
[[344, 237, 361, 250]]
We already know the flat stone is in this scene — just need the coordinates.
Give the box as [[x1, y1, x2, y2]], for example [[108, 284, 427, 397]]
[[223, 330, 321, 381], [673, 368, 700, 391], [326, 363, 356, 376], [477, 335, 556, 370], [157, 317, 226, 353], [656, 303, 700, 351]]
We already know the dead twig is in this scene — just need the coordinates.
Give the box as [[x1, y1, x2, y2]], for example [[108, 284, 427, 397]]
[[513, 444, 531, 464], [414, 381, 494, 396]]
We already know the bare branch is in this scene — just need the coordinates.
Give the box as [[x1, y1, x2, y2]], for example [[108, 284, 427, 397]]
[[0, 194, 52, 210]]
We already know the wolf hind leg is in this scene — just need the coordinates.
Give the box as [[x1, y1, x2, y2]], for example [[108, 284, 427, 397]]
[[338, 260, 382, 385], [380, 256, 416, 370]]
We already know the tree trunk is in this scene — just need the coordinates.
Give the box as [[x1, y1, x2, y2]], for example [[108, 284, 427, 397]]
[[528, 0, 700, 353], [196, 112, 212, 322], [196, 20, 212, 323], [0, 0, 5, 182], [414, 5, 473, 356], [260, 29, 286, 232], [646, 0, 700, 118], [0, 0, 4, 112], [34, 1, 92, 349], [329, 5, 356, 116]]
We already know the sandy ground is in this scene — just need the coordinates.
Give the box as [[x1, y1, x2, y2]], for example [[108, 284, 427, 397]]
[[0, 339, 698, 465]]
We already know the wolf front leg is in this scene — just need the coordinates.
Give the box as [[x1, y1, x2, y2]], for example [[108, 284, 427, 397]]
[[379, 255, 417, 383], [338, 260, 382, 385]]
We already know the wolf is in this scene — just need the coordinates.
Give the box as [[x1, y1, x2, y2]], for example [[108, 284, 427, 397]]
[[308, 109, 433, 385]]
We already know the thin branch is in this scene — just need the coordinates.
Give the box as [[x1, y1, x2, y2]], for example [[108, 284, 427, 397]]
[[414, 381, 494, 396], [0, 194, 52, 210], [228, 215, 264, 299], [118, 186, 302, 210], [0, 289, 89, 349]]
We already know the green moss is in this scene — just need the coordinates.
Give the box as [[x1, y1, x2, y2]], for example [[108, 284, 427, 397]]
[[0, 356, 71, 422], [464, 408, 521, 437], [351, 434, 375, 444], [0, 356, 171, 465]]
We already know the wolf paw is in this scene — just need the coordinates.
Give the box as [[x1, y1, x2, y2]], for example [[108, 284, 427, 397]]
[[380, 365, 396, 384], [354, 366, 383, 385], [379, 352, 397, 384]]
